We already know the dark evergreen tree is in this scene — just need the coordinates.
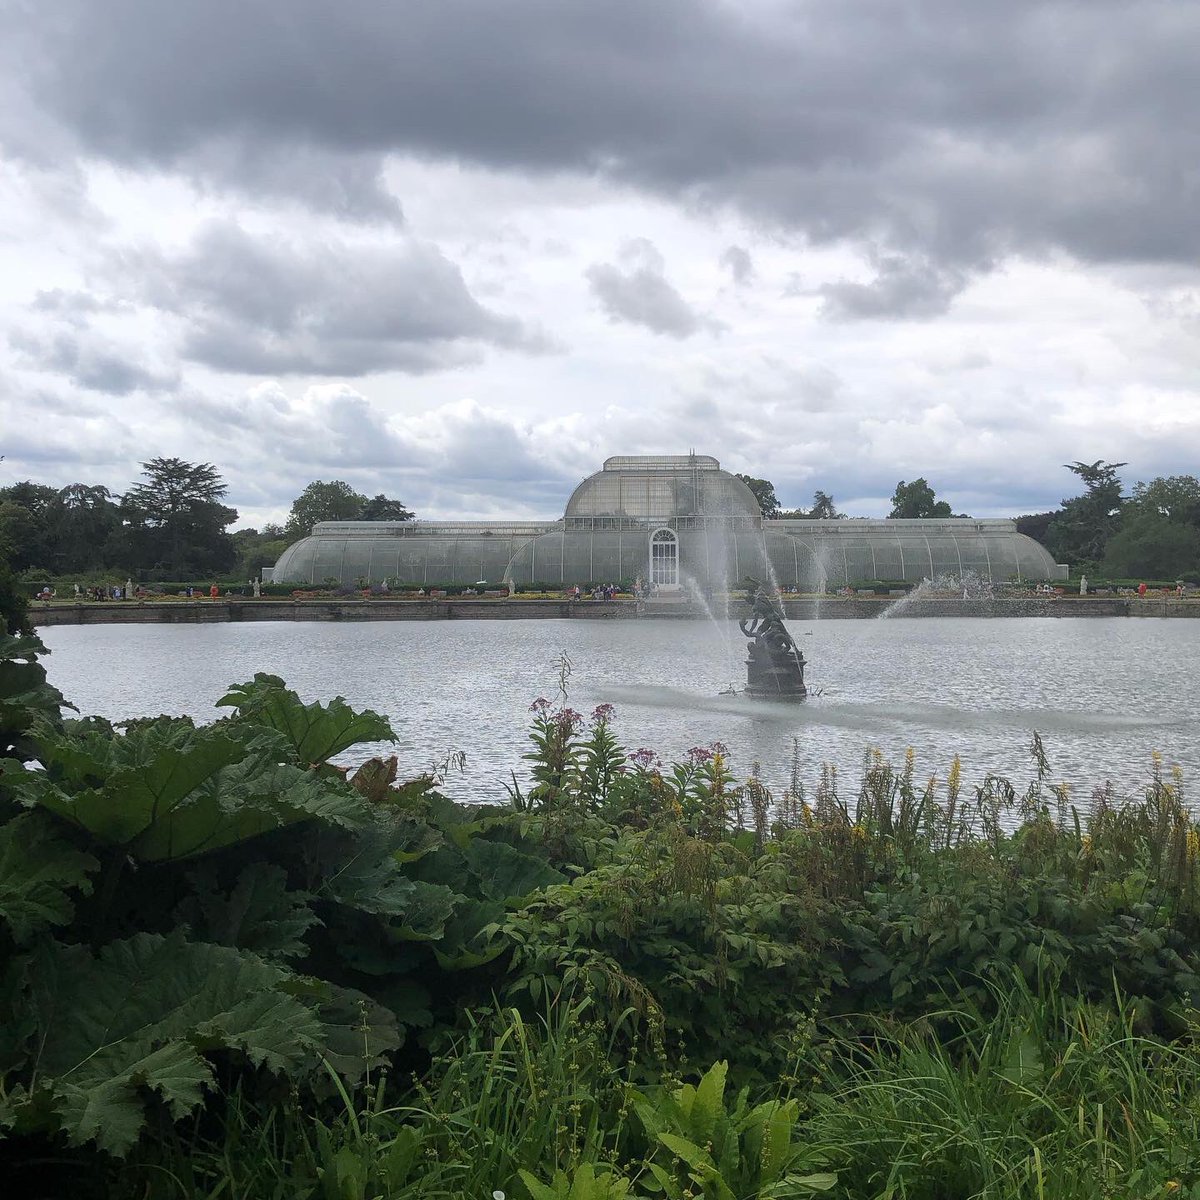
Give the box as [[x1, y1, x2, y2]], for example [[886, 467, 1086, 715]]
[[116, 458, 237, 577], [1045, 460, 1126, 569], [808, 490, 844, 519]]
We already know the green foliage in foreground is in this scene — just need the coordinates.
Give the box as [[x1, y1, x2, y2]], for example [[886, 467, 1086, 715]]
[[0, 649, 563, 1162], [4, 639, 1200, 1198]]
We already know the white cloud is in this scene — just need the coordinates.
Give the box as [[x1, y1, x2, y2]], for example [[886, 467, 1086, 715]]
[[0, 2, 1198, 530]]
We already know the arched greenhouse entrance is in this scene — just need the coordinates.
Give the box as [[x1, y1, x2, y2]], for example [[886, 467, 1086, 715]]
[[649, 527, 679, 590]]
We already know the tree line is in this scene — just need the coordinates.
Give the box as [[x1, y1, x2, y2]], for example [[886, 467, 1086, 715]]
[[735, 475, 965, 521], [738, 464, 1200, 579], [4, 457, 1196, 583], [0, 459, 414, 582]]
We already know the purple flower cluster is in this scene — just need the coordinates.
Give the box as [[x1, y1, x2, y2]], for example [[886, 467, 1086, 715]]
[[554, 707, 583, 731], [529, 698, 551, 714], [686, 741, 729, 765], [630, 747, 661, 770], [590, 703, 616, 725]]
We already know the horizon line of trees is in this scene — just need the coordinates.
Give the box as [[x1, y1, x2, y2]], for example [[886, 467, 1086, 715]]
[[0, 459, 414, 582], [4, 458, 1198, 583]]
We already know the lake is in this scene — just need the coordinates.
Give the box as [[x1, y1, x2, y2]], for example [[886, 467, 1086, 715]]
[[38, 617, 1200, 806]]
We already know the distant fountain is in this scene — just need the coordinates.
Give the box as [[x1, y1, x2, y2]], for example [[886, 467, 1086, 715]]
[[739, 579, 807, 699], [810, 542, 835, 622], [877, 571, 995, 619]]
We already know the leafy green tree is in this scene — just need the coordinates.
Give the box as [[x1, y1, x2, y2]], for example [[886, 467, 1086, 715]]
[[231, 527, 292, 578], [115, 458, 238, 576], [1128, 475, 1200, 527], [1046, 460, 1126, 569], [734, 475, 781, 519], [360, 493, 414, 522], [46, 484, 121, 573], [0, 556, 29, 634], [1101, 510, 1200, 579], [888, 478, 954, 519], [0, 482, 58, 571], [284, 480, 368, 538]]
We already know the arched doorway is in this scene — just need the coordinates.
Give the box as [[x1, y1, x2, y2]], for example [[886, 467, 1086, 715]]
[[649, 527, 679, 589]]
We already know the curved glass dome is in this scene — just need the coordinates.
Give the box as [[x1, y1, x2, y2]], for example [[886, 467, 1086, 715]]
[[269, 455, 1066, 588], [564, 454, 760, 522]]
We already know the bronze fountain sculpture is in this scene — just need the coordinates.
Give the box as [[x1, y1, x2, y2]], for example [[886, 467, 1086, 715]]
[[738, 580, 807, 699]]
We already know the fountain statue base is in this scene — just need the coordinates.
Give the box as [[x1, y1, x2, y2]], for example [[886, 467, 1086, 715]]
[[744, 640, 807, 699], [739, 580, 807, 700]]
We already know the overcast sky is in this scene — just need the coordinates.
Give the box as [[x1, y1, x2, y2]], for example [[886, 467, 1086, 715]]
[[2, 0, 1198, 527]]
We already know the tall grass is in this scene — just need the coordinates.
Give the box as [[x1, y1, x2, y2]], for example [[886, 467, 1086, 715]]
[[805, 974, 1200, 1199], [116, 995, 640, 1200]]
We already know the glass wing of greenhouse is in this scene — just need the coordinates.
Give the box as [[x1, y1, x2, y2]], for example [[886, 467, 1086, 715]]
[[270, 454, 1066, 588]]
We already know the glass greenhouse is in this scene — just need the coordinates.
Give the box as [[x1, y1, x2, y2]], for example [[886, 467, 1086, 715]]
[[270, 454, 1065, 589]]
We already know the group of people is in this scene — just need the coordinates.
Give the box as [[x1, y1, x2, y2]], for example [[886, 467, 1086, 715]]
[[64, 583, 142, 601], [570, 583, 622, 601], [45, 583, 229, 601]]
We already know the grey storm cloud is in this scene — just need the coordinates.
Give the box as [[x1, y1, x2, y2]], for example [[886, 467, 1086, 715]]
[[123, 220, 543, 376], [182, 142, 404, 225], [585, 239, 708, 338], [7, 0, 1200, 298], [819, 255, 969, 320], [9, 327, 178, 395], [720, 246, 755, 287]]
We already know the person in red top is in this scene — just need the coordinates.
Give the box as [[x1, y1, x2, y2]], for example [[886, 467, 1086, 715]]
[[209, 584, 219, 599], [1137, 581, 1148, 597]]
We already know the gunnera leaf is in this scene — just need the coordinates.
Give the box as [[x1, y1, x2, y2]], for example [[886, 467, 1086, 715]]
[[0, 633, 73, 760], [217, 674, 395, 765], [310, 815, 446, 919], [9, 720, 374, 861], [176, 863, 320, 961], [0, 810, 98, 943], [308, 982, 403, 1079], [11, 932, 326, 1154], [465, 838, 566, 902]]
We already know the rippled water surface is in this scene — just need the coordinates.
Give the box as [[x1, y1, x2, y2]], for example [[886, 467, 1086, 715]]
[[39, 617, 1200, 803]]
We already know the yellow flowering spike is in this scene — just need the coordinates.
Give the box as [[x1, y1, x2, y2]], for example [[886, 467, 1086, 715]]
[[947, 755, 962, 801]]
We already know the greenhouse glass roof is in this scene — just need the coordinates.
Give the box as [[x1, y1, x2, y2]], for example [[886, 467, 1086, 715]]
[[270, 454, 1066, 588]]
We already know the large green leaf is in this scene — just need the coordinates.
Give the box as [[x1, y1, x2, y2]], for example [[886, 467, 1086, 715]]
[[0, 810, 98, 942], [217, 674, 395, 764], [130, 759, 373, 861], [311, 823, 419, 917], [0, 633, 71, 760], [175, 863, 320, 961], [9, 719, 374, 861], [308, 981, 404, 1078], [8, 932, 328, 1154], [465, 838, 566, 902]]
